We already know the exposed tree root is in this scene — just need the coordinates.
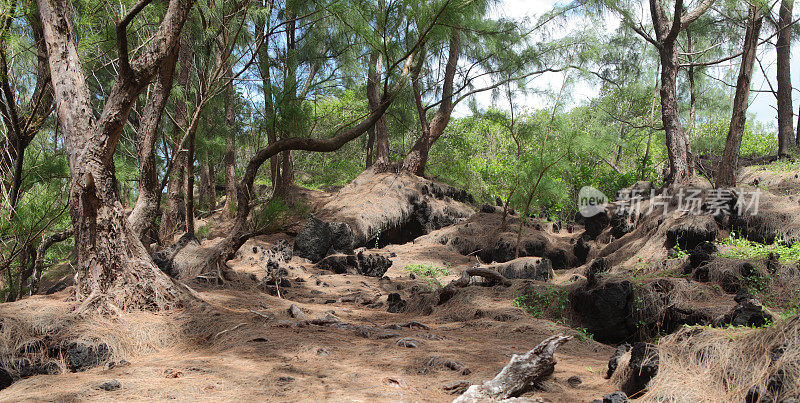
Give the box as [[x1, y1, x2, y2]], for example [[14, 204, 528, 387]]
[[454, 334, 571, 402], [438, 267, 511, 304]]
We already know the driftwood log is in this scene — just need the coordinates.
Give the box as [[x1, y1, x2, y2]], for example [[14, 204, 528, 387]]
[[453, 334, 571, 402]]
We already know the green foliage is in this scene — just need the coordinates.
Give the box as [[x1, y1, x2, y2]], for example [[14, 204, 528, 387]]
[[692, 118, 777, 157], [251, 197, 292, 233], [575, 327, 594, 342], [513, 284, 570, 319], [717, 234, 800, 264]]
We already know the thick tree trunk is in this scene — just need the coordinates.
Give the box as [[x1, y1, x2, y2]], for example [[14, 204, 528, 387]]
[[129, 44, 179, 245], [161, 36, 193, 242], [402, 29, 459, 176], [38, 0, 192, 310], [777, 0, 795, 157], [717, 5, 762, 188]]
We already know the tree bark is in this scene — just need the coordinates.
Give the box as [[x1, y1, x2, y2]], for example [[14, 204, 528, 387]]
[[658, 40, 693, 182], [129, 43, 179, 246], [366, 0, 390, 169], [37, 0, 193, 310], [402, 29, 460, 176], [184, 117, 196, 236], [161, 35, 193, 242], [777, 0, 795, 157], [717, 5, 762, 188], [199, 153, 216, 210]]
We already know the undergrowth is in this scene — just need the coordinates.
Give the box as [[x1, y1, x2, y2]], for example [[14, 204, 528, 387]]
[[513, 284, 570, 320], [717, 233, 800, 264], [404, 264, 450, 290]]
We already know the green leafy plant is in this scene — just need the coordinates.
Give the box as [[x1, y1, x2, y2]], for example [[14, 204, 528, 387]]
[[576, 327, 594, 342], [513, 285, 570, 319]]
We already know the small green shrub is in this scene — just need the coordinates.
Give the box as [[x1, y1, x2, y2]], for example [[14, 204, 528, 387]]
[[513, 284, 570, 319]]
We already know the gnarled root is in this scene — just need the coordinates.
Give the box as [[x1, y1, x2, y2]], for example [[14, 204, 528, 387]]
[[438, 267, 511, 304]]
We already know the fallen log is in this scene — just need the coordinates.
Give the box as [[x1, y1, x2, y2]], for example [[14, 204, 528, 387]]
[[453, 334, 571, 402]]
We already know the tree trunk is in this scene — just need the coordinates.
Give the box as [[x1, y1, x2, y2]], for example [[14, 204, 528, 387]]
[[777, 0, 795, 157], [161, 36, 193, 242], [221, 51, 238, 213], [199, 153, 216, 210], [37, 0, 192, 310], [184, 121, 196, 236], [366, 0, 389, 169], [645, 0, 715, 183], [717, 5, 762, 188], [402, 29, 460, 176], [129, 43, 179, 246], [223, 120, 237, 214], [658, 41, 693, 182]]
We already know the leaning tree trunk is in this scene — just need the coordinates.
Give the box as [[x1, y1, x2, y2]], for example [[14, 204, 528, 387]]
[[777, 0, 795, 157], [37, 0, 192, 310], [717, 5, 762, 188]]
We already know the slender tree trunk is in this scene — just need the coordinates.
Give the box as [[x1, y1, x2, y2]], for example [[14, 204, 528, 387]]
[[161, 36, 193, 242], [658, 41, 693, 182], [717, 5, 762, 188], [199, 153, 216, 210], [366, 0, 390, 169], [275, 9, 297, 195], [645, 0, 715, 183], [129, 43, 179, 246], [402, 29, 460, 176], [37, 0, 192, 310], [777, 0, 795, 157], [686, 31, 697, 140], [220, 53, 238, 213], [184, 120, 196, 236]]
